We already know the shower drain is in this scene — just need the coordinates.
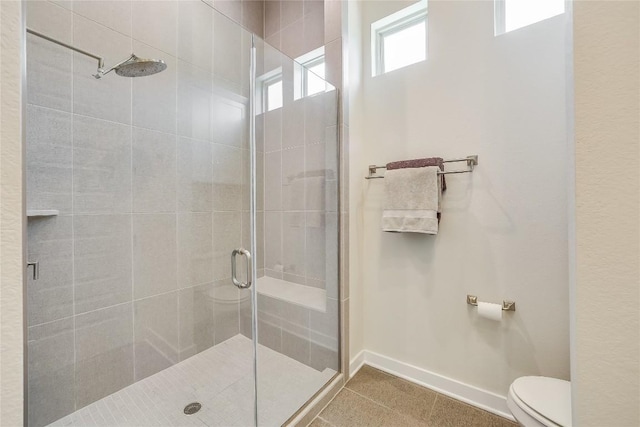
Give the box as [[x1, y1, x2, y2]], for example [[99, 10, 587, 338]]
[[183, 402, 202, 415]]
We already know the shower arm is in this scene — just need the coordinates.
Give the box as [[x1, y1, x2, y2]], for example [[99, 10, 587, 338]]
[[95, 54, 138, 79], [26, 28, 107, 79]]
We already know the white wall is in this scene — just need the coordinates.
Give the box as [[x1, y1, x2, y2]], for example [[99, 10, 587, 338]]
[[350, 0, 570, 400], [0, 1, 25, 426], [573, 1, 639, 425]]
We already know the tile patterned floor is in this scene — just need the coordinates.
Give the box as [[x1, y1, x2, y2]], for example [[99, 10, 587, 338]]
[[311, 366, 517, 427], [47, 334, 335, 427]]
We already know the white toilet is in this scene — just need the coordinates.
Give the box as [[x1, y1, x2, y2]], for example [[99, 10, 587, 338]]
[[507, 376, 572, 427]]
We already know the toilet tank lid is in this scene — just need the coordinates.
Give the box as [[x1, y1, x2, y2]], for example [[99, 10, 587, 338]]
[[512, 376, 572, 427]]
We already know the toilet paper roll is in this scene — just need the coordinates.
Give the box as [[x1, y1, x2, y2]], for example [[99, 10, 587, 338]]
[[477, 301, 502, 321]]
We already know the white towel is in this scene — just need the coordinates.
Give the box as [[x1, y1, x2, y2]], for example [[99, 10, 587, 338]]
[[382, 166, 441, 234]]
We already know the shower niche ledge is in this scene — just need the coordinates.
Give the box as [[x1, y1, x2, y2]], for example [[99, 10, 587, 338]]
[[27, 209, 59, 218], [256, 276, 327, 312]]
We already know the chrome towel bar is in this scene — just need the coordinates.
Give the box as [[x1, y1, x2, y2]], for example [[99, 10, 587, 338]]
[[365, 155, 478, 179]]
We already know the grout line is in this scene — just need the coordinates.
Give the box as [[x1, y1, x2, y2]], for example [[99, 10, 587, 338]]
[[317, 415, 338, 427], [70, 8, 77, 412], [426, 393, 439, 423], [130, 18, 136, 384], [342, 387, 401, 413], [174, 2, 180, 361]]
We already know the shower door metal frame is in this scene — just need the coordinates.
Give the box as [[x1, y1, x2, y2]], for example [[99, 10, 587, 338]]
[[249, 35, 259, 427]]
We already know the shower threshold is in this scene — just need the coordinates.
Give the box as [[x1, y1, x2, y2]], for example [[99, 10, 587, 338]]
[[47, 335, 335, 427]]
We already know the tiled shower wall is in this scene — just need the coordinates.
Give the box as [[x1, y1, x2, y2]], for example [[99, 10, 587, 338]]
[[25, 1, 263, 426]]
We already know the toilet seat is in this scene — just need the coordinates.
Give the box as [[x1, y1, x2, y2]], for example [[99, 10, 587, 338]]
[[507, 376, 571, 427]]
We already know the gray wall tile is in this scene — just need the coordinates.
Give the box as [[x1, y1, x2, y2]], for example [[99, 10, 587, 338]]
[[280, 18, 305, 59], [281, 0, 303, 28], [264, 151, 282, 211], [178, 1, 214, 71], [242, 148, 252, 211], [27, 318, 75, 427], [241, 0, 264, 37], [132, 1, 178, 55], [303, 8, 325, 52], [282, 211, 305, 276], [213, 212, 241, 281], [213, 11, 245, 92], [264, 211, 282, 271], [72, 15, 132, 124], [132, 42, 177, 134], [257, 151, 265, 211], [134, 292, 180, 380], [27, 215, 73, 326], [179, 283, 215, 360], [242, 211, 264, 269], [326, 212, 339, 298], [304, 0, 323, 17], [72, 0, 133, 36], [324, 0, 341, 43], [177, 213, 214, 289], [212, 93, 246, 148], [310, 297, 338, 343], [264, 109, 282, 152], [306, 212, 326, 280], [75, 303, 134, 408], [212, 281, 242, 344], [74, 214, 132, 314], [26, 105, 73, 214], [264, 0, 281, 38], [258, 318, 282, 352], [177, 137, 214, 213], [282, 329, 310, 366], [177, 60, 214, 141], [305, 95, 328, 145], [212, 143, 243, 211], [309, 341, 338, 372], [133, 214, 177, 299], [27, 1, 73, 42], [282, 146, 305, 211], [214, 0, 242, 24], [282, 100, 304, 149], [132, 128, 176, 213], [26, 35, 72, 112], [324, 37, 342, 89], [73, 115, 132, 214]]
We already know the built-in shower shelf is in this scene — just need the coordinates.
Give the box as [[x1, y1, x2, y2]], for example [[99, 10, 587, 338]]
[[27, 210, 59, 218], [256, 276, 327, 312]]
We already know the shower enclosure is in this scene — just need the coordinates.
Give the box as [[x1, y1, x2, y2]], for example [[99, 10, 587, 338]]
[[25, 1, 339, 426]]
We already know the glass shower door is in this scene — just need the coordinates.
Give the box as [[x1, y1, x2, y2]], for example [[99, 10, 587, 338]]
[[252, 31, 340, 426]]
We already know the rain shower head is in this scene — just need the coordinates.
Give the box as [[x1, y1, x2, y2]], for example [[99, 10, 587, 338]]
[[114, 54, 167, 77], [95, 54, 167, 79]]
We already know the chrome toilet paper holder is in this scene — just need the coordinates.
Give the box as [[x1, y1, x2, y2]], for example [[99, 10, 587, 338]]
[[466, 295, 516, 312]]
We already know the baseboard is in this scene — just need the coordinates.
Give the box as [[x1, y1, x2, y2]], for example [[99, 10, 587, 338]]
[[351, 350, 515, 421], [349, 350, 366, 377]]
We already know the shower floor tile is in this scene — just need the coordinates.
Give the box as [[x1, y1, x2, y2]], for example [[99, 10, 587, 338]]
[[48, 335, 336, 427]]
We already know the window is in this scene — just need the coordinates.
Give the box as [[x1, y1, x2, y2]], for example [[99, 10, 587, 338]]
[[304, 57, 326, 97], [264, 76, 283, 112], [371, 0, 427, 76], [495, 0, 565, 35], [294, 47, 327, 100]]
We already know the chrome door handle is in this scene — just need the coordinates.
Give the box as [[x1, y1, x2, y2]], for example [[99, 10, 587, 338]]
[[27, 261, 39, 280], [231, 248, 252, 289]]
